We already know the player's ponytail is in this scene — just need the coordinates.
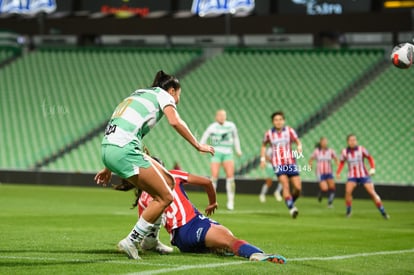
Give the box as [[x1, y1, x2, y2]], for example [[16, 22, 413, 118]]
[[152, 70, 181, 91]]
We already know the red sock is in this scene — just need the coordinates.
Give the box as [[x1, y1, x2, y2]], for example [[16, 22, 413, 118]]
[[232, 240, 248, 256]]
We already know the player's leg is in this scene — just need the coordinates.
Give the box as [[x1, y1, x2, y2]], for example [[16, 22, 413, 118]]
[[260, 163, 274, 202], [223, 158, 235, 210], [363, 182, 389, 219], [274, 182, 283, 202], [326, 178, 336, 207], [259, 178, 272, 203], [318, 179, 328, 203], [290, 175, 302, 203], [278, 174, 297, 218], [204, 224, 286, 264], [140, 214, 174, 254], [120, 159, 174, 258], [345, 181, 357, 217], [210, 160, 221, 190]]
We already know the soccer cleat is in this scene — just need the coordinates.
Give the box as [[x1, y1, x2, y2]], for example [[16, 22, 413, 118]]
[[289, 207, 299, 219], [346, 212, 352, 218], [327, 203, 334, 209], [259, 194, 266, 203], [317, 193, 322, 203], [249, 253, 287, 264], [141, 234, 173, 255], [154, 240, 174, 254], [117, 237, 141, 260], [274, 191, 282, 202], [382, 213, 390, 220]]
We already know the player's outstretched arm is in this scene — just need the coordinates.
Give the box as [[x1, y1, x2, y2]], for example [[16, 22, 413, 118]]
[[260, 144, 267, 169], [336, 161, 345, 179], [187, 174, 218, 215], [164, 106, 214, 156]]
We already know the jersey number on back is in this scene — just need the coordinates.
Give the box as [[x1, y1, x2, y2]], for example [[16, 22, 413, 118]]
[[112, 99, 133, 118]]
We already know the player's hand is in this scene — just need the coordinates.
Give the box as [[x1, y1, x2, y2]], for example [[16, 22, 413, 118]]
[[237, 151, 242, 157], [369, 168, 376, 176], [260, 159, 266, 169], [197, 144, 215, 156], [205, 202, 218, 216], [297, 144, 303, 154], [94, 167, 112, 186], [336, 173, 341, 180]]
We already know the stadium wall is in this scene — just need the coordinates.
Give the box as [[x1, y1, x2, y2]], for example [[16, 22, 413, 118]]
[[1, 170, 413, 202]]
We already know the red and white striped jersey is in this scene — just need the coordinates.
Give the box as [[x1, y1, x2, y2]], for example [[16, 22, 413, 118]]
[[339, 146, 372, 178], [311, 148, 337, 176], [138, 170, 199, 234], [263, 126, 299, 166]]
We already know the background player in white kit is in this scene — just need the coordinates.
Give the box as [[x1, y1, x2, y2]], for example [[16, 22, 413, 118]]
[[200, 110, 242, 210]]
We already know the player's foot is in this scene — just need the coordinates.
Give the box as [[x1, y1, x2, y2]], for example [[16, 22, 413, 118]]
[[154, 240, 174, 254], [249, 253, 287, 264], [259, 194, 266, 203], [227, 201, 234, 211], [346, 212, 352, 218], [382, 213, 390, 220], [317, 193, 322, 203], [289, 207, 299, 219], [327, 203, 334, 209], [274, 191, 282, 202], [141, 236, 173, 254], [117, 238, 141, 260]]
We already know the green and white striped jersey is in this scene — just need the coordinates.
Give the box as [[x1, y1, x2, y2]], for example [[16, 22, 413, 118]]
[[200, 121, 241, 154], [102, 87, 176, 148]]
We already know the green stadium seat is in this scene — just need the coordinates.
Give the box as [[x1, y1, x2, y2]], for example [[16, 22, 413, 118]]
[[0, 48, 201, 170]]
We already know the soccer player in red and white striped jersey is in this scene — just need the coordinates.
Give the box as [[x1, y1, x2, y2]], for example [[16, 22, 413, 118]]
[[336, 134, 389, 219], [138, 170, 203, 234], [260, 111, 303, 218], [309, 137, 339, 207], [123, 167, 286, 264]]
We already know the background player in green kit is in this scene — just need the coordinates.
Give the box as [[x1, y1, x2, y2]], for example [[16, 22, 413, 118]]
[[94, 71, 214, 260], [200, 110, 242, 210]]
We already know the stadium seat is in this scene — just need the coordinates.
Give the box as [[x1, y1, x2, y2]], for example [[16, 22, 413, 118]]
[[0, 47, 201, 170]]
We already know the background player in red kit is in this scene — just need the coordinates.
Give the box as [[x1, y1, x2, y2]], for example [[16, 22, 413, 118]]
[[260, 111, 303, 218], [116, 160, 286, 264], [309, 137, 339, 207], [336, 134, 389, 219]]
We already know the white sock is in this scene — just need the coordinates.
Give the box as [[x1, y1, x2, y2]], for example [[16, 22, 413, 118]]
[[276, 183, 283, 193], [149, 215, 162, 239], [212, 177, 218, 191], [128, 217, 154, 243], [226, 178, 235, 204], [260, 184, 268, 196]]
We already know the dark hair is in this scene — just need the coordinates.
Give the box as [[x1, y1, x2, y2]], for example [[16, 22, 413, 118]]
[[151, 156, 165, 167], [316, 137, 327, 148], [152, 70, 180, 91], [347, 133, 356, 141], [271, 111, 285, 120]]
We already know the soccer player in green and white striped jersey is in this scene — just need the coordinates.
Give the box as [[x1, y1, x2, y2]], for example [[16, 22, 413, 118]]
[[200, 110, 242, 210], [94, 71, 214, 260]]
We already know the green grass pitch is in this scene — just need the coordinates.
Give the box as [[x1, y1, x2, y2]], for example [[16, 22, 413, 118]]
[[0, 183, 413, 274]]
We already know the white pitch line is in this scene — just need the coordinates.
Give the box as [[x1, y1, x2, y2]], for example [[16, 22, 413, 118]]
[[125, 261, 249, 275], [123, 248, 414, 275], [1, 248, 414, 275], [288, 248, 414, 262]]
